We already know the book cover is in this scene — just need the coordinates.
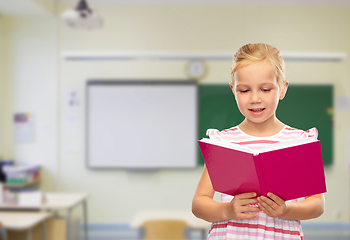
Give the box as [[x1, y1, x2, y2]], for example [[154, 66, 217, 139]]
[[198, 138, 327, 201]]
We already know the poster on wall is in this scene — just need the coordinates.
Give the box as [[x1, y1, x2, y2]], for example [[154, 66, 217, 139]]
[[14, 113, 35, 143]]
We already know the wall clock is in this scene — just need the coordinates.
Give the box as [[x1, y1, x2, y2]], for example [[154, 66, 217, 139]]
[[186, 60, 207, 80]]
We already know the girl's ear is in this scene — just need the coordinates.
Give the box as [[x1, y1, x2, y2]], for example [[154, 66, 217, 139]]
[[229, 82, 236, 97], [279, 80, 289, 100]]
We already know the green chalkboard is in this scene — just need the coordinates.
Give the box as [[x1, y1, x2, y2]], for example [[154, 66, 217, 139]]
[[198, 84, 333, 166]]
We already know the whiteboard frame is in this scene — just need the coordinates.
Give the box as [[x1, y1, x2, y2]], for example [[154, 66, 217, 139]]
[[86, 80, 198, 169]]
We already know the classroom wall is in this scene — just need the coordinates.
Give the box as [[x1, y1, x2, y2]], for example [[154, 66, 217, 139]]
[[0, 16, 3, 152], [1, 3, 350, 224], [0, 14, 58, 191]]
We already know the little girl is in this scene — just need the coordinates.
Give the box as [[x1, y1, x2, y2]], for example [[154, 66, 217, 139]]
[[192, 43, 325, 240]]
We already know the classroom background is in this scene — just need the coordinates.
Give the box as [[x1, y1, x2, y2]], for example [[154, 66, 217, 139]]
[[1, 0, 350, 238]]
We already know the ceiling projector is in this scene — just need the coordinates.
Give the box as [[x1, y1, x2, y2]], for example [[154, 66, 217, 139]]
[[62, 0, 103, 30]]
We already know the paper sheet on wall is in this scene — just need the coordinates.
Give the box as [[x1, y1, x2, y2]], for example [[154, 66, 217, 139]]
[[335, 96, 350, 110], [14, 113, 35, 143], [63, 89, 80, 136]]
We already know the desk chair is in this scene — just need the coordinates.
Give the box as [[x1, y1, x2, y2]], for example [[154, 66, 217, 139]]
[[142, 219, 188, 240], [0, 222, 8, 240]]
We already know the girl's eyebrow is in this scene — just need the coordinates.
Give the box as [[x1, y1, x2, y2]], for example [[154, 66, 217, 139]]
[[235, 84, 249, 88], [236, 83, 275, 88], [260, 83, 275, 87]]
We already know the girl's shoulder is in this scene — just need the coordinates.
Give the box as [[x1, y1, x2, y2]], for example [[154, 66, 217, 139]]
[[281, 126, 318, 140], [206, 126, 247, 142]]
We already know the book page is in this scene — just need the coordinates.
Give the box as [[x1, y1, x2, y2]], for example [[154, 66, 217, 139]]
[[200, 137, 317, 155], [259, 137, 316, 153], [199, 138, 254, 154]]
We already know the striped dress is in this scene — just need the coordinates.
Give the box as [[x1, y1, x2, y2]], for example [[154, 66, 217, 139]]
[[206, 125, 318, 240]]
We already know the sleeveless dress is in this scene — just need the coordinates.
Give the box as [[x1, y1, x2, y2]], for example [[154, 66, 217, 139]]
[[206, 125, 318, 240]]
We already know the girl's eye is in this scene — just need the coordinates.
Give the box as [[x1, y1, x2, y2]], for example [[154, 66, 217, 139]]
[[239, 90, 249, 93], [262, 89, 271, 92]]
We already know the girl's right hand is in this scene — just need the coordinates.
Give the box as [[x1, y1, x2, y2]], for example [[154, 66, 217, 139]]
[[226, 192, 260, 220]]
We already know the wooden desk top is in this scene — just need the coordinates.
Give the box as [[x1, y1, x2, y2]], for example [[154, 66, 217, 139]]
[[0, 192, 88, 210], [43, 192, 88, 210], [0, 211, 51, 230]]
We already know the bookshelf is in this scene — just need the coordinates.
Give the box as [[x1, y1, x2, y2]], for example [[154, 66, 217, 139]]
[[3, 177, 41, 189]]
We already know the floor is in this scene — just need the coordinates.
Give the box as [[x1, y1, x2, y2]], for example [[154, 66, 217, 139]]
[[86, 223, 350, 240]]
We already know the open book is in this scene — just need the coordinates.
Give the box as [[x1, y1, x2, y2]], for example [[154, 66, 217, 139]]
[[198, 137, 327, 201]]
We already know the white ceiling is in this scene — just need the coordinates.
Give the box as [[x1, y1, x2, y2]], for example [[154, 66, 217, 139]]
[[1, 0, 350, 17]]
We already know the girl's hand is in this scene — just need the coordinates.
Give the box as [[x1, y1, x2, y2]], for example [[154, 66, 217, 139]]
[[258, 192, 288, 218], [227, 192, 260, 220]]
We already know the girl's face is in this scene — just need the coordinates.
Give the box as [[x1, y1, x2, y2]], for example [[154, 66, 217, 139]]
[[230, 60, 288, 127]]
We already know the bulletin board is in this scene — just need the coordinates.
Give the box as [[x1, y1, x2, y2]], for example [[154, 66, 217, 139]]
[[198, 84, 333, 166]]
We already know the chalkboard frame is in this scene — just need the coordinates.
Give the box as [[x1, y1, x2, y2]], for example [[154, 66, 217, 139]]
[[198, 84, 333, 166]]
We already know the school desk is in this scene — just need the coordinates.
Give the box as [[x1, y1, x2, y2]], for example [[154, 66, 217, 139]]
[[130, 210, 211, 240], [0, 192, 88, 240], [43, 193, 88, 240], [0, 211, 51, 240]]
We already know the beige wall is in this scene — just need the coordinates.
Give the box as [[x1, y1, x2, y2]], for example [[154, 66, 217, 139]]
[[0, 15, 58, 190], [1, 3, 350, 224], [0, 15, 3, 152]]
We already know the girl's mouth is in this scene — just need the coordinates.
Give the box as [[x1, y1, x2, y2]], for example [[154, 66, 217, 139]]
[[249, 108, 265, 113]]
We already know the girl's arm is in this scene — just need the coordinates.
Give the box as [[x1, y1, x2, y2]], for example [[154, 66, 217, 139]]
[[258, 192, 325, 220], [192, 166, 260, 223]]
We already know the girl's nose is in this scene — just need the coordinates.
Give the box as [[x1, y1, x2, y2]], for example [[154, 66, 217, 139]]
[[250, 91, 262, 103]]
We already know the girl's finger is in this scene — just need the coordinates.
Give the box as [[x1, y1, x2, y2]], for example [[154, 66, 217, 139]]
[[239, 212, 258, 220], [236, 192, 257, 199], [259, 196, 275, 209], [267, 193, 284, 206], [258, 202, 272, 216], [258, 199, 272, 213], [241, 198, 259, 206], [242, 206, 261, 213]]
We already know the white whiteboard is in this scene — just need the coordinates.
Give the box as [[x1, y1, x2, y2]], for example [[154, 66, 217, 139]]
[[86, 81, 197, 169]]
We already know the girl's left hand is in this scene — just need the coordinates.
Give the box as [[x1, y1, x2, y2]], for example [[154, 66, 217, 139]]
[[258, 192, 288, 218]]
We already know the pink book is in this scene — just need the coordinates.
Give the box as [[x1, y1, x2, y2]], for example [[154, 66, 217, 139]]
[[198, 138, 327, 201]]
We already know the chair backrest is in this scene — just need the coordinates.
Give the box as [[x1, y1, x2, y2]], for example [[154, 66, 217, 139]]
[[142, 219, 188, 240]]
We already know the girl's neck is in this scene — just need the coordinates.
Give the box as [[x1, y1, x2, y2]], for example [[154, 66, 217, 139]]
[[238, 118, 285, 137]]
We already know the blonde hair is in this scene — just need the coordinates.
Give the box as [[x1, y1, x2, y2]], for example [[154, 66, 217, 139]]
[[230, 43, 286, 91]]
